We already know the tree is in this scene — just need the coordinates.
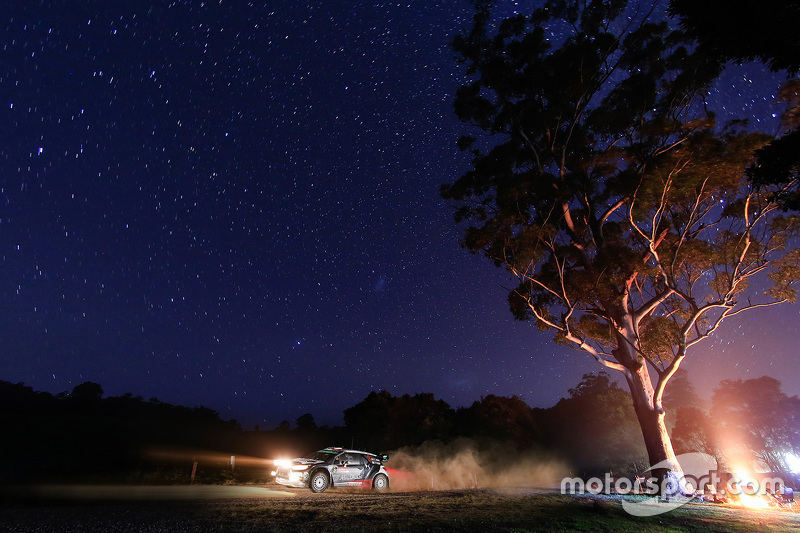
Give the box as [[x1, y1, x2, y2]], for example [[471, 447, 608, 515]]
[[671, 406, 718, 458], [443, 0, 800, 479], [71, 381, 104, 403], [535, 372, 646, 474], [747, 81, 800, 210], [344, 391, 454, 450], [661, 368, 700, 413], [668, 0, 800, 74], [295, 413, 317, 430], [711, 376, 800, 472], [669, 1, 800, 211], [455, 394, 541, 447], [661, 367, 700, 431]]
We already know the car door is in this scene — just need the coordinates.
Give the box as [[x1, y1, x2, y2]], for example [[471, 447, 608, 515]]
[[345, 453, 366, 481], [332, 453, 365, 483]]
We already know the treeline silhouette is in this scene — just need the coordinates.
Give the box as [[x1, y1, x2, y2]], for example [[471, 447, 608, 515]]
[[2, 372, 796, 484]]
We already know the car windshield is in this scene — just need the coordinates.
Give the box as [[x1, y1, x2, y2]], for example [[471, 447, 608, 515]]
[[305, 450, 338, 462]]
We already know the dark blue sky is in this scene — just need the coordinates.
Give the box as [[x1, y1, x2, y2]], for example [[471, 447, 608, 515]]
[[2, 1, 797, 428]]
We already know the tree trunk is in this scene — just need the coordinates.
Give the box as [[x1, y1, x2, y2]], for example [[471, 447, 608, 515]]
[[625, 364, 683, 493]]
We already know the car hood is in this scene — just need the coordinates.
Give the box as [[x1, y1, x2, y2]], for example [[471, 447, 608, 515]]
[[291, 458, 324, 466]]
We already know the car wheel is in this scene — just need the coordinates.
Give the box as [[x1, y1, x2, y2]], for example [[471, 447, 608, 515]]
[[373, 473, 389, 492], [309, 471, 329, 493]]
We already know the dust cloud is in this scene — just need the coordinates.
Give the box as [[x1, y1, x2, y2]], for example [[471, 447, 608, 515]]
[[385, 438, 569, 491]]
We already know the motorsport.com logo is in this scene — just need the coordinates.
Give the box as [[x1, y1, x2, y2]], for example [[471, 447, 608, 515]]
[[560, 452, 787, 516]]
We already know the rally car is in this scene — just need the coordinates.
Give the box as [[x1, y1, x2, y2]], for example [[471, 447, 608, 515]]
[[272, 447, 390, 493]]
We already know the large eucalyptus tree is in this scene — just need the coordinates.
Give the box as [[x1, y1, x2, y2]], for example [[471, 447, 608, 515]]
[[442, 0, 800, 478]]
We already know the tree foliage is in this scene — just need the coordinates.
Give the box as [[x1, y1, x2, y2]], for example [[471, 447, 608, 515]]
[[343, 391, 455, 450], [711, 376, 800, 472], [445, 0, 798, 375], [673, 376, 800, 473], [671, 405, 718, 458], [0, 380, 243, 483], [668, 1, 800, 211], [661, 368, 699, 412], [668, 0, 800, 74], [455, 394, 542, 446], [534, 372, 647, 473], [6, 376, 796, 483], [747, 80, 800, 210]]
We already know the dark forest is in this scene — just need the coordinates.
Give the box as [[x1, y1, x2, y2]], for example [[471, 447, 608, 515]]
[[3, 372, 797, 486]]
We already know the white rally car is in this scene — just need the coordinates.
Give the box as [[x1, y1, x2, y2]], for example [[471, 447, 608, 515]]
[[272, 446, 390, 493]]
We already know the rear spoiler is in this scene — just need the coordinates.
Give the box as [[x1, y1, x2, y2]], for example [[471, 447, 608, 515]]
[[378, 453, 389, 463]]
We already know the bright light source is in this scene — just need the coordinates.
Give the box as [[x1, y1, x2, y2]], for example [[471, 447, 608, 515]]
[[732, 469, 772, 510], [785, 452, 800, 474]]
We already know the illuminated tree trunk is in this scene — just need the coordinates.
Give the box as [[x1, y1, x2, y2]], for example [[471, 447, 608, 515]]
[[612, 324, 682, 492], [628, 368, 680, 472]]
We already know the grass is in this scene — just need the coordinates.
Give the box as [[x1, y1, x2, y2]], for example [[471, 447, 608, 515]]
[[2, 486, 798, 532], [194, 489, 800, 532]]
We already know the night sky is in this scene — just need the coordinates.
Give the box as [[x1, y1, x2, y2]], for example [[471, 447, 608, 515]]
[[2, 1, 798, 429]]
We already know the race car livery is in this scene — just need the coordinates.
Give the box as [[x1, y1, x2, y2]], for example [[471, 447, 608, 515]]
[[272, 447, 390, 493]]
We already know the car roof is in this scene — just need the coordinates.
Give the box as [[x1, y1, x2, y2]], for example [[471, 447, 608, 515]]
[[319, 447, 377, 456]]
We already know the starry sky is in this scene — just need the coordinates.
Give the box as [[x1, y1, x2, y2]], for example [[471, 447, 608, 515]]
[[2, 1, 798, 428]]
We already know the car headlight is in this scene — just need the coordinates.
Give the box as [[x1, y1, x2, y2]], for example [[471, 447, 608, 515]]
[[291, 464, 309, 471], [273, 459, 292, 467]]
